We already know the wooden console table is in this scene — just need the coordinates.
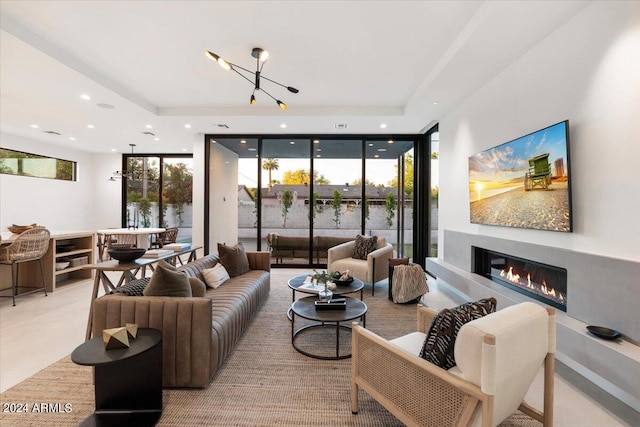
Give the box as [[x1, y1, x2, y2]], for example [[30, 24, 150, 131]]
[[0, 230, 95, 292], [84, 246, 201, 340]]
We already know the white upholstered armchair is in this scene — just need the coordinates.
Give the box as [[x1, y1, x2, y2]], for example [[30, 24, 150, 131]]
[[327, 236, 393, 295], [351, 302, 555, 427]]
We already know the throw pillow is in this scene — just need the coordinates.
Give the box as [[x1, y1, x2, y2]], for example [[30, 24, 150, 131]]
[[111, 277, 150, 296], [143, 260, 192, 297], [217, 242, 250, 277], [188, 277, 207, 297], [419, 298, 497, 370], [352, 235, 378, 260], [202, 263, 231, 289]]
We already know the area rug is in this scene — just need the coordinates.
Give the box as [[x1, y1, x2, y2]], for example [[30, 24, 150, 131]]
[[0, 269, 541, 426]]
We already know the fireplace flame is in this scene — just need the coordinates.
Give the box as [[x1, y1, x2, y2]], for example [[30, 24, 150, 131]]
[[498, 269, 565, 304], [500, 267, 521, 284]]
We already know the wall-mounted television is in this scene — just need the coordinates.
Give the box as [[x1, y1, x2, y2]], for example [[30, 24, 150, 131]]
[[469, 120, 572, 232]]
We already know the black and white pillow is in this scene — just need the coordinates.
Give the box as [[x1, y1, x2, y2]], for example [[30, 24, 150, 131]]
[[352, 235, 378, 260], [419, 298, 497, 370], [111, 278, 150, 296]]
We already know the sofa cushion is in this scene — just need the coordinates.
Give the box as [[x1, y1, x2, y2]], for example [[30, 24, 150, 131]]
[[111, 277, 150, 296], [352, 235, 378, 260], [218, 242, 250, 277], [188, 277, 207, 297], [419, 298, 496, 369], [143, 260, 192, 297], [202, 263, 230, 288]]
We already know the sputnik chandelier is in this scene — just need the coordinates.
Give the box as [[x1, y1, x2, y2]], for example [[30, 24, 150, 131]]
[[204, 47, 299, 110], [109, 144, 144, 181]]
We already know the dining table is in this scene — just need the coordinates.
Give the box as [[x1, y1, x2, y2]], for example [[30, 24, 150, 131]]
[[96, 227, 165, 261]]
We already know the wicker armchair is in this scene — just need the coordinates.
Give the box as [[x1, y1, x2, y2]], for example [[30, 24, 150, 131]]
[[0, 228, 51, 306], [351, 303, 555, 427]]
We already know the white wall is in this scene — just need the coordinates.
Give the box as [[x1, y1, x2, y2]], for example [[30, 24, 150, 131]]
[[0, 132, 98, 230], [208, 142, 239, 250], [438, 1, 640, 261]]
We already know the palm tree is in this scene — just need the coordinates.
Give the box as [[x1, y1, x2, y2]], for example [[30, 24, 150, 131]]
[[262, 158, 279, 190]]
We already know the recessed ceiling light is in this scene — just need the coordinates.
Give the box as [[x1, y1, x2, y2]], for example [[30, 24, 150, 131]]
[[380, 123, 387, 129], [80, 94, 91, 100], [433, 101, 438, 105], [30, 124, 39, 129], [255, 154, 259, 158], [69, 137, 76, 141], [248, 148, 257, 151], [154, 137, 160, 141], [316, 148, 322, 152], [316, 155, 321, 158], [240, 140, 247, 144], [182, 148, 188, 152], [145, 124, 153, 129], [111, 148, 118, 152], [96, 103, 114, 109], [87, 124, 95, 129], [184, 124, 192, 129], [280, 124, 287, 128], [388, 140, 394, 144], [313, 140, 319, 143], [374, 154, 379, 158], [290, 141, 295, 145], [368, 143, 374, 147], [377, 148, 387, 152], [210, 139, 217, 143]]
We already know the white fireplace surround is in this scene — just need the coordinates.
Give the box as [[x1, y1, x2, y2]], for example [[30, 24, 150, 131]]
[[425, 230, 640, 412]]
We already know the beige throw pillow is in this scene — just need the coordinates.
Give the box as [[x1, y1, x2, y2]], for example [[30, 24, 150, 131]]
[[202, 263, 231, 289], [217, 242, 250, 277], [143, 260, 192, 297]]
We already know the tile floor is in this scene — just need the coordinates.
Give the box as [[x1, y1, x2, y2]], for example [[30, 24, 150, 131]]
[[1, 270, 638, 426]]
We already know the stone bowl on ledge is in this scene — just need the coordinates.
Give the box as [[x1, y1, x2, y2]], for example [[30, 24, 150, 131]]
[[108, 248, 146, 263]]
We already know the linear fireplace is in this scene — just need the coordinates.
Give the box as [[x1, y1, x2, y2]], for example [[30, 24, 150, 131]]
[[472, 246, 567, 311]]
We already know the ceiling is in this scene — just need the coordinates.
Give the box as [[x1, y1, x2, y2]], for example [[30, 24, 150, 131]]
[[0, 1, 588, 154]]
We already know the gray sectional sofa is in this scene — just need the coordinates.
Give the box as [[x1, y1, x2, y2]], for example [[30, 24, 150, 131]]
[[91, 251, 270, 388]]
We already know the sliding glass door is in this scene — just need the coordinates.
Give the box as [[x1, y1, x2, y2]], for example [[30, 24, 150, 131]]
[[208, 134, 418, 267]]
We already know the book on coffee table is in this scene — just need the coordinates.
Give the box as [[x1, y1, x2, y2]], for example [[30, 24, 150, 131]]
[[315, 299, 347, 310], [142, 249, 174, 258]]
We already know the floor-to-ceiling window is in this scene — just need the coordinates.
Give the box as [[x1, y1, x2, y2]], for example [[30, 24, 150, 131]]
[[122, 153, 193, 243], [365, 139, 414, 259], [261, 138, 311, 265], [206, 134, 419, 266]]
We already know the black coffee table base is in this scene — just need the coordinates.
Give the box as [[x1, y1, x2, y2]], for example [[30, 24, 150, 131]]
[[292, 323, 357, 360], [290, 296, 367, 360]]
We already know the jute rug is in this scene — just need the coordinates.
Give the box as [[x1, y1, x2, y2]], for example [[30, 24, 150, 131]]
[[0, 269, 540, 426]]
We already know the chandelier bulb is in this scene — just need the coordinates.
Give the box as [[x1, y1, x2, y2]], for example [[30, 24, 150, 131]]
[[250, 94, 256, 105], [277, 100, 287, 110]]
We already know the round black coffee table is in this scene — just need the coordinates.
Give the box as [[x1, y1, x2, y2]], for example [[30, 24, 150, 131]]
[[71, 328, 162, 426], [291, 296, 367, 360], [287, 274, 364, 320]]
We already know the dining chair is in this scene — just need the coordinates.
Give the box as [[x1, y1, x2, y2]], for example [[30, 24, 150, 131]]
[[0, 228, 51, 306], [151, 227, 179, 248]]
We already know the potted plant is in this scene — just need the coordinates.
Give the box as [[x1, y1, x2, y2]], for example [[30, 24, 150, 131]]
[[312, 269, 333, 301]]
